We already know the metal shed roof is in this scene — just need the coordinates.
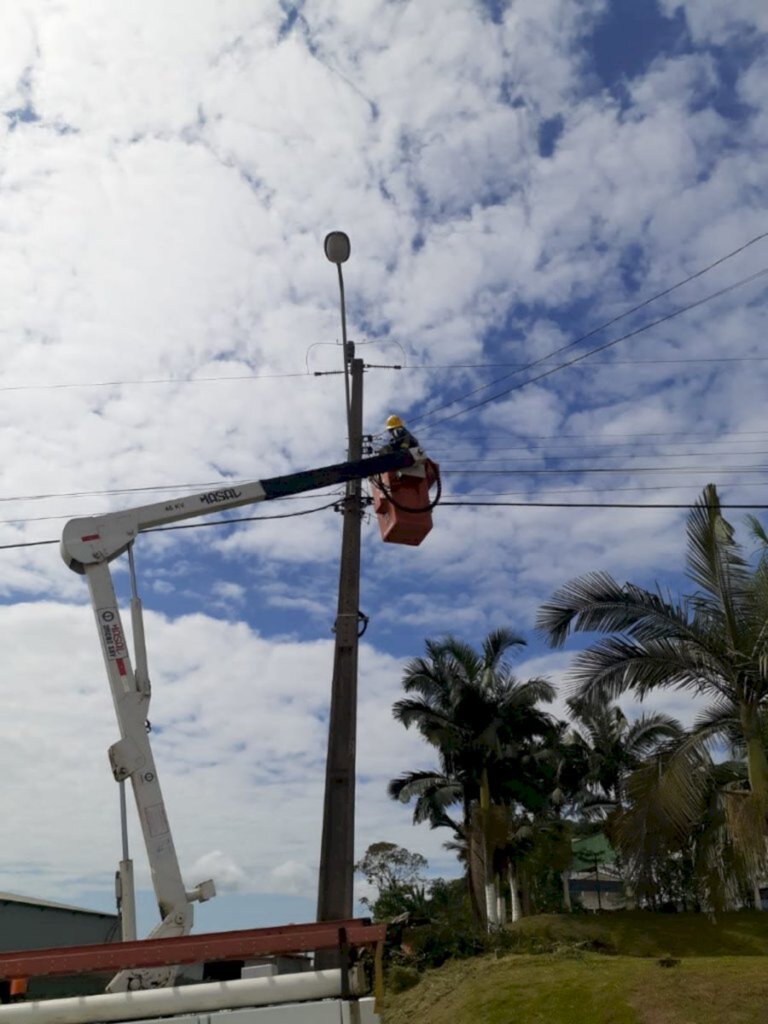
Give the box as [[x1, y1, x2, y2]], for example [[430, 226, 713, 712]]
[[0, 892, 115, 918]]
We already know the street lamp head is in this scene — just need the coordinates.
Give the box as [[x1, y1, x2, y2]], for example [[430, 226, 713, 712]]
[[324, 231, 351, 264]]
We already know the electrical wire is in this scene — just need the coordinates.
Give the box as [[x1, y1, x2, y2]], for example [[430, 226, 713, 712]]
[[445, 482, 768, 499], [0, 236, 762, 398], [0, 499, 341, 552], [425, 438, 768, 453], [0, 370, 314, 393], [426, 428, 768, 442], [444, 467, 768, 476], [442, 499, 768, 507], [404, 355, 768, 369], [7, 481, 768, 530], [0, 482, 342, 506], [145, 499, 340, 534], [409, 228, 768, 426], [0, 352, 762, 397], [5, 490, 768, 553], [437, 450, 768, 465], [416, 267, 768, 430]]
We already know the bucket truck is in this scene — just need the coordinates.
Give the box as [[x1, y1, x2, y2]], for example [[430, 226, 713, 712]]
[[59, 445, 435, 994]]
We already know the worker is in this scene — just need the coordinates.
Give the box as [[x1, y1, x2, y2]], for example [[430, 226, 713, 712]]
[[381, 414, 420, 453]]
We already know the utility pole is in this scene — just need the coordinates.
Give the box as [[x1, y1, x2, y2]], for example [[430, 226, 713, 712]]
[[317, 233, 365, 934]]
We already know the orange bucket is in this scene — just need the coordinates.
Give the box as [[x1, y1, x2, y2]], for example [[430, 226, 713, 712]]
[[371, 461, 439, 546]]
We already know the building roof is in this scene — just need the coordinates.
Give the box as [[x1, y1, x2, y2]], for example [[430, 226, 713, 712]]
[[0, 892, 116, 918], [571, 832, 616, 872]]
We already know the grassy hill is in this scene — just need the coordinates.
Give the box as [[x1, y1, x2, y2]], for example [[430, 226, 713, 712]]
[[381, 913, 768, 1024], [508, 910, 768, 957]]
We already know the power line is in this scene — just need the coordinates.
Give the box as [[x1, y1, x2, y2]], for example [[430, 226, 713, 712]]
[[426, 428, 768, 442], [417, 266, 768, 430], [0, 492, 344, 524], [0, 482, 342, 506], [0, 353, 763, 397], [410, 229, 768, 426], [406, 355, 768, 369], [0, 370, 312, 394], [0, 500, 340, 552], [4, 481, 768, 530], [146, 500, 340, 534], [444, 466, 768, 476], [449, 482, 768, 499], [426, 441, 768, 455], [441, 500, 768, 510], [5, 490, 766, 553], [438, 449, 768, 465]]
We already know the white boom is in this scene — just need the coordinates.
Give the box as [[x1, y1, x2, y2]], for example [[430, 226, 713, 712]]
[[0, 968, 366, 1024], [60, 449, 422, 991]]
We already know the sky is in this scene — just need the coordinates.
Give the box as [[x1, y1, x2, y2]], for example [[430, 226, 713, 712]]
[[0, 0, 767, 936]]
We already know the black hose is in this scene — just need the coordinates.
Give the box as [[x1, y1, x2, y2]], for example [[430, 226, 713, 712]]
[[372, 461, 442, 513]]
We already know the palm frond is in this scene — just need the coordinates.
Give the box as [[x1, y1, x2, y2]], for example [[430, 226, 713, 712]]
[[623, 712, 684, 758], [480, 628, 526, 673], [568, 635, 730, 703], [431, 636, 482, 685], [685, 484, 751, 645], [391, 697, 454, 739], [387, 770, 452, 801], [387, 770, 463, 830], [747, 513, 768, 548], [537, 572, 707, 652], [505, 676, 556, 707], [690, 699, 742, 752], [536, 572, 629, 647], [614, 738, 711, 857]]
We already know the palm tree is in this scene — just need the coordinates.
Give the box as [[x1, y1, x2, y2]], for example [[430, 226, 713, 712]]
[[611, 735, 754, 911], [567, 698, 684, 807], [388, 628, 556, 929], [536, 484, 768, 888]]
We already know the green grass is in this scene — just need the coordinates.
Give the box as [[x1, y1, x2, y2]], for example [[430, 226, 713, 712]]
[[382, 914, 768, 1024], [382, 954, 768, 1024], [509, 910, 768, 957]]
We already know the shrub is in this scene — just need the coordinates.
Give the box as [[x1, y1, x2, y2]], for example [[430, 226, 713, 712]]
[[387, 965, 421, 994]]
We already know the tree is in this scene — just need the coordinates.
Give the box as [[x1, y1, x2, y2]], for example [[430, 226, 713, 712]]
[[388, 629, 556, 929], [566, 697, 684, 808], [354, 842, 428, 921], [537, 484, 768, 890], [611, 737, 754, 911]]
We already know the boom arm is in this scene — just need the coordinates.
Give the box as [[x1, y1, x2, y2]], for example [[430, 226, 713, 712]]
[[62, 448, 418, 572], [60, 447, 422, 990]]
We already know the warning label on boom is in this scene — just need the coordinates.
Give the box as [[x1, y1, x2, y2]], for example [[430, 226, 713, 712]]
[[98, 608, 127, 661]]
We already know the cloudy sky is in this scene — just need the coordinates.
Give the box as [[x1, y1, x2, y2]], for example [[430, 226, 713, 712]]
[[0, 0, 766, 935]]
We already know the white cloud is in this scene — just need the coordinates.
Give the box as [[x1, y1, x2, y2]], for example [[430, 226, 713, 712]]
[[270, 860, 314, 897], [211, 580, 246, 602], [0, 0, 764, 929], [658, 0, 768, 42], [0, 601, 449, 906], [187, 849, 247, 892]]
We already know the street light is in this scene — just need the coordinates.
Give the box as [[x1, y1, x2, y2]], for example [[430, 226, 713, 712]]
[[324, 231, 351, 264], [324, 232, 353, 451], [316, 232, 365, 942]]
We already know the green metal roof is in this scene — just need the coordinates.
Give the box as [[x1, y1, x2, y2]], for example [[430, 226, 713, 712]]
[[571, 833, 616, 871]]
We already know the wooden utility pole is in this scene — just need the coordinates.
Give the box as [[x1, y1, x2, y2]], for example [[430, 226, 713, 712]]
[[316, 349, 365, 927], [316, 232, 365, 944]]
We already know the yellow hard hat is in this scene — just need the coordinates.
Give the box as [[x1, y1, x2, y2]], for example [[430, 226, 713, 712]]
[[386, 414, 403, 430]]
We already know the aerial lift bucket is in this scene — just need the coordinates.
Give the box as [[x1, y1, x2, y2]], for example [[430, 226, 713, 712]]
[[371, 459, 439, 546]]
